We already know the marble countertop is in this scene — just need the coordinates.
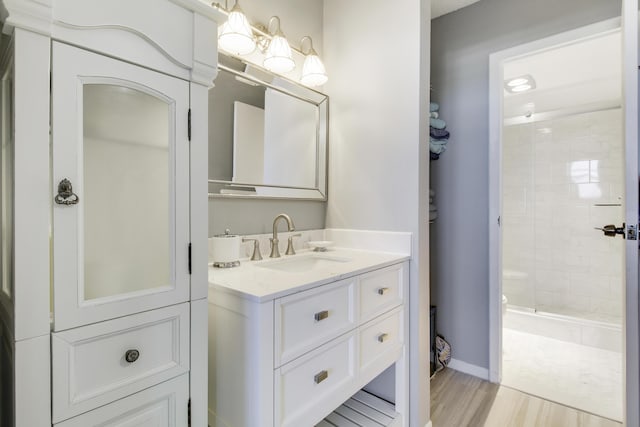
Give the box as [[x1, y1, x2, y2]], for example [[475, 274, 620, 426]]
[[208, 248, 410, 303]]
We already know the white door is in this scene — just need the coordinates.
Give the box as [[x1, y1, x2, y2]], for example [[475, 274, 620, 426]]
[[621, 1, 639, 425], [51, 42, 191, 331]]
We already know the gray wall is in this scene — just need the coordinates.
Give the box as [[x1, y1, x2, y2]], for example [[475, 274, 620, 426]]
[[430, 0, 621, 369], [208, 0, 326, 237], [208, 198, 325, 235]]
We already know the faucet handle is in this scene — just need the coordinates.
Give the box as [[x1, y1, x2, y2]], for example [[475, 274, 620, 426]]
[[242, 238, 263, 261], [286, 233, 302, 256], [269, 237, 281, 258]]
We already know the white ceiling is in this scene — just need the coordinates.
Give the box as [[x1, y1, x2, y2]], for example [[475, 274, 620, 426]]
[[432, 0, 483, 19], [503, 31, 621, 121]]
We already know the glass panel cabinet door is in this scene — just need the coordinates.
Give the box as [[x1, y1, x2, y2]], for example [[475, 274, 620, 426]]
[[52, 42, 190, 331]]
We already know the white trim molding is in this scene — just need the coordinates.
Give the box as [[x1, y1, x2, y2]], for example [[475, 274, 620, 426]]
[[488, 14, 639, 427], [1, 0, 52, 36], [488, 17, 623, 384], [622, 2, 640, 426], [447, 359, 490, 381], [2, 0, 220, 86]]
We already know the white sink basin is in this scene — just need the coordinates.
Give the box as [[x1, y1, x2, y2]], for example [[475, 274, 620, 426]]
[[256, 254, 351, 273]]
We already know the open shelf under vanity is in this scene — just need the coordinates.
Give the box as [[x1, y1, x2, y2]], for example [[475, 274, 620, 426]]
[[317, 391, 401, 427]]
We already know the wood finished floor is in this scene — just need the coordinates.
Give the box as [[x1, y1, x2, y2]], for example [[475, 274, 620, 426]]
[[430, 369, 622, 427]]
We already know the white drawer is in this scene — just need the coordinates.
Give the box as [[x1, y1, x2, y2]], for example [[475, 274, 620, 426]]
[[360, 307, 403, 378], [275, 278, 356, 366], [276, 332, 357, 427], [52, 303, 190, 423], [359, 264, 404, 322], [55, 374, 189, 427]]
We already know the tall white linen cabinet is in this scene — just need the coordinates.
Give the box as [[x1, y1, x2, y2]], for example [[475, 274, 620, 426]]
[[0, 1, 219, 425]]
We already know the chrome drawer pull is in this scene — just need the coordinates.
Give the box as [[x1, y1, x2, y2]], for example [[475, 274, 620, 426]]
[[314, 370, 329, 384], [125, 349, 140, 363], [314, 310, 329, 322], [377, 333, 389, 343], [377, 287, 390, 295]]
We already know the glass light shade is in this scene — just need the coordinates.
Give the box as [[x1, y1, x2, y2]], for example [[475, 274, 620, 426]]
[[511, 84, 532, 93], [263, 35, 295, 73], [218, 9, 256, 55], [301, 53, 328, 87], [507, 77, 528, 87]]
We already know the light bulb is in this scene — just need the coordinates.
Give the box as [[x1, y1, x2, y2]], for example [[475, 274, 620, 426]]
[[263, 35, 295, 73], [218, 5, 255, 55], [301, 53, 328, 87]]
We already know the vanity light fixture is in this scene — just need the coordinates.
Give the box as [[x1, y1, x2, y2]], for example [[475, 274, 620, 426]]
[[211, 3, 329, 85], [263, 16, 295, 74], [217, 0, 256, 55], [504, 74, 536, 94], [300, 36, 328, 87]]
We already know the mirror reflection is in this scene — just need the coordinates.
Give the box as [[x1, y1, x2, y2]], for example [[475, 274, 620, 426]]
[[208, 55, 328, 199]]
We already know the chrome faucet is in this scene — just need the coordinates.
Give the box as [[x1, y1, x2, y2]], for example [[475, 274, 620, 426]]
[[270, 213, 295, 258]]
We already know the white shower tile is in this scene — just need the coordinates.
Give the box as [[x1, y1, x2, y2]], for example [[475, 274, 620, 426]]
[[589, 251, 623, 276], [534, 269, 569, 292], [569, 272, 609, 298], [534, 291, 561, 308], [590, 205, 622, 226], [609, 275, 623, 298], [590, 297, 623, 317], [570, 137, 602, 154]]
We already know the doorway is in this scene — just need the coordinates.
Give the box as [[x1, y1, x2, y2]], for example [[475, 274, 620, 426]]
[[488, 17, 637, 423]]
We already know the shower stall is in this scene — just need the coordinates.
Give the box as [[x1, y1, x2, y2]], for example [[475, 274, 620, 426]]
[[498, 27, 624, 421], [502, 107, 624, 325]]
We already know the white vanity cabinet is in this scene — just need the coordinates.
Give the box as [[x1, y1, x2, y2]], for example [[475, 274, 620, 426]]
[[0, 1, 220, 425], [208, 260, 409, 427]]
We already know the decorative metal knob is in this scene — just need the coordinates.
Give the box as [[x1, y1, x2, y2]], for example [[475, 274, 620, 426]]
[[125, 349, 140, 363], [54, 178, 79, 205]]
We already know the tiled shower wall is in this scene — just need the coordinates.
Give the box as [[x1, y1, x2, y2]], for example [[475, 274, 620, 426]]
[[502, 108, 623, 324]]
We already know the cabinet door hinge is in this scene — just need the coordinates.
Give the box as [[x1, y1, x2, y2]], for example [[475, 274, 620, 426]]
[[188, 243, 192, 275], [188, 398, 191, 427], [188, 109, 192, 141]]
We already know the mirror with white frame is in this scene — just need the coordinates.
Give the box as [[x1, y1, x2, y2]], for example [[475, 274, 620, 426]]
[[208, 54, 328, 200]]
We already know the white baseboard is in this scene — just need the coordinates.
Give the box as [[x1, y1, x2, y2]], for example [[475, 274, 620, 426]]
[[448, 358, 489, 380], [425, 421, 433, 427]]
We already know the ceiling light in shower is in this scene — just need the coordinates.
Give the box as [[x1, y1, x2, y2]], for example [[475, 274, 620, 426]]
[[504, 74, 536, 94], [512, 84, 532, 93], [506, 77, 529, 87]]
